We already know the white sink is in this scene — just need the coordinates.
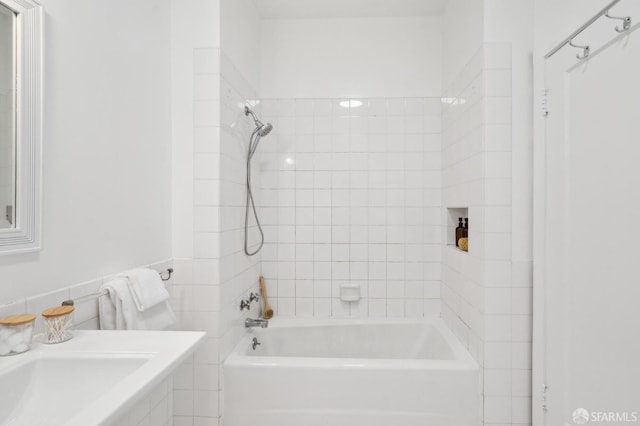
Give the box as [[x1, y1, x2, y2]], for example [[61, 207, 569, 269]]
[[0, 355, 149, 425], [0, 330, 205, 425]]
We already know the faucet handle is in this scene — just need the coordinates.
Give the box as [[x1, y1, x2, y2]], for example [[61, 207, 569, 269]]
[[241, 293, 260, 311], [240, 299, 251, 311]]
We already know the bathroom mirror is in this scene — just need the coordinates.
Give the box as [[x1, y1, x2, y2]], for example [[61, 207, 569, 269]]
[[0, 3, 16, 230], [0, 0, 42, 255]]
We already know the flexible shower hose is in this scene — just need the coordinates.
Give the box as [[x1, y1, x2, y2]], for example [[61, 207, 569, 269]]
[[244, 128, 264, 256]]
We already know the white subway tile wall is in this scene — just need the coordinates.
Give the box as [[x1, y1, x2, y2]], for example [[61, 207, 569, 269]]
[[218, 48, 264, 400], [172, 46, 226, 426], [441, 43, 532, 426], [111, 376, 174, 426], [171, 48, 264, 426], [442, 43, 487, 424], [256, 97, 442, 318]]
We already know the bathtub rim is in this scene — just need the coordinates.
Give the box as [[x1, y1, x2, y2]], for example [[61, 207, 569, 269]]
[[225, 318, 478, 371]]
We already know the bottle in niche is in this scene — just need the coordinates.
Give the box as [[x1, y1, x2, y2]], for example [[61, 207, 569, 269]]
[[455, 217, 464, 247], [463, 218, 469, 238]]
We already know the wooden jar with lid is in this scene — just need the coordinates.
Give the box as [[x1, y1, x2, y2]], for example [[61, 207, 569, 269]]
[[0, 313, 36, 356], [42, 305, 74, 344]]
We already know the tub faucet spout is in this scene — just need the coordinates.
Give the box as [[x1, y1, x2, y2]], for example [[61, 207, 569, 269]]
[[245, 318, 269, 328]]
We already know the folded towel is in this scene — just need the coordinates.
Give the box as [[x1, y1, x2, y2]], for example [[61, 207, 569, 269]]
[[99, 277, 176, 331], [123, 268, 170, 312], [98, 278, 131, 330]]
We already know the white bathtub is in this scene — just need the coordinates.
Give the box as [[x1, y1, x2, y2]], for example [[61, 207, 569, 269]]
[[223, 318, 479, 426]]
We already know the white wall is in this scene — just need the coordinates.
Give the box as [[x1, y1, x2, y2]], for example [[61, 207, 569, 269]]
[[486, 0, 534, 266], [485, 2, 534, 425], [221, 0, 262, 91], [0, 0, 172, 303], [169, 1, 223, 424], [219, 1, 265, 421], [441, 1, 534, 424], [171, 0, 220, 260], [260, 17, 442, 98], [441, 0, 484, 89], [169, 2, 263, 424]]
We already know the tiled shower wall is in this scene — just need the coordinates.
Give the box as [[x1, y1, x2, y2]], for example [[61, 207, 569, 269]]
[[171, 46, 223, 426], [441, 46, 487, 363], [257, 98, 442, 318], [441, 43, 532, 426], [171, 47, 263, 426], [217, 48, 263, 386]]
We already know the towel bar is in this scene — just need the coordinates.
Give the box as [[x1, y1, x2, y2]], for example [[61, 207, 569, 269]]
[[61, 268, 173, 306]]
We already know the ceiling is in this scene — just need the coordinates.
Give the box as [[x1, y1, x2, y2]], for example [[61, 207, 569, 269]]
[[252, 0, 447, 19]]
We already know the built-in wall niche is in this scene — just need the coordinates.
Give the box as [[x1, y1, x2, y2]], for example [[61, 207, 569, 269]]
[[447, 207, 469, 251]]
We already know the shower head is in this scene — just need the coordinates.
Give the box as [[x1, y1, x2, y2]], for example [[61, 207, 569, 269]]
[[245, 106, 273, 137], [257, 122, 273, 137]]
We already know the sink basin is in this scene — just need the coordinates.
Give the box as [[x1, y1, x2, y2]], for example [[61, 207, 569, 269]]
[[0, 330, 205, 425], [0, 355, 149, 425]]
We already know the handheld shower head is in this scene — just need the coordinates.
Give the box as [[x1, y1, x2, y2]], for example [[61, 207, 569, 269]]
[[243, 105, 273, 256], [245, 106, 273, 137], [257, 122, 273, 137]]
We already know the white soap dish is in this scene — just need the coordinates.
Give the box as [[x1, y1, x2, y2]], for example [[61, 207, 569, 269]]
[[340, 283, 360, 302]]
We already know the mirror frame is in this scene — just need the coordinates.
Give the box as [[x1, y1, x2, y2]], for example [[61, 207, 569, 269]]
[[0, 0, 42, 255]]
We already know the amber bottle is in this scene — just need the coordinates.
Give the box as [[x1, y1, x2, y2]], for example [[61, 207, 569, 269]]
[[455, 217, 464, 246]]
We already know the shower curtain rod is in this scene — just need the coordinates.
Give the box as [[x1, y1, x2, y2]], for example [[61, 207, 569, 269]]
[[545, 0, 623, 59]]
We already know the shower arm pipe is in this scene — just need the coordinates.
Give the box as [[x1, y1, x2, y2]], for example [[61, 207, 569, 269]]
[[544, 0, 622, 59], [245, 106, 264, 129], [545, 0, 622, 58], [245, 106, 259, 122]]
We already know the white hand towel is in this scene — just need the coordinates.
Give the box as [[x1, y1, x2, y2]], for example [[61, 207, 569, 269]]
[[99, 277, 176, 331], [123, 268, 170, 312], [98, 294, 115, 330], [99, 278, 131, 330]]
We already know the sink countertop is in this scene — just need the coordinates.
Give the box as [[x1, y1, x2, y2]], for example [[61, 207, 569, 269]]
[[0, 330, 206, 426]]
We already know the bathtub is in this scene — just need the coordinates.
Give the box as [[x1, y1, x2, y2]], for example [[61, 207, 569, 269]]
[[223, 318, 479, 426]]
